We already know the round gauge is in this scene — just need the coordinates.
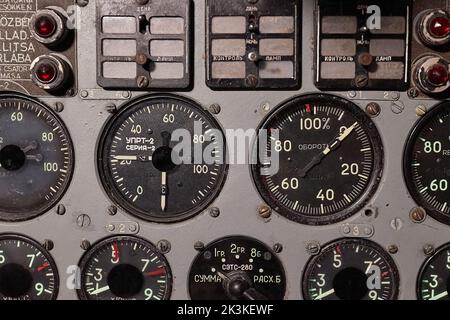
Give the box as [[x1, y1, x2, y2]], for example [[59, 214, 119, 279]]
[[302, 238, 400, 300], [0, 93, 74, 222], [251, 94, 383, 225], [0, 234, 59, 300], [77, 236, 172, 300], [98, 94, 227, 223], [404, 101, 450, 225], [188, 236, 286, 300], [417, 243, 450, 300]]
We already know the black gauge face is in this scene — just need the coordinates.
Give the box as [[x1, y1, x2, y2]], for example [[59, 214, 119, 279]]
[[302, 239, 400, 300], [417, 243, 450, 300], [251, 94, 383, 225], [0, 234, 59, 300], [404, 102, 450, 225], [98, 94, 227, 223], [188, 236, 286, 300], [0, 94, 74, 221], [77, 236, 172, 300]]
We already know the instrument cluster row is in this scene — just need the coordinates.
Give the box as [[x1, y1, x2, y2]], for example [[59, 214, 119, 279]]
[[1, 92, 449, 227], [1, 233, 449, 300]]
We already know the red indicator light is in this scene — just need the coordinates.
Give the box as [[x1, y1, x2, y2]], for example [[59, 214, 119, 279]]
[[34, 15, 56, 38], [35, 63, 56, 83], [429, 16, 450, 38], [427, 64, 449, 87]]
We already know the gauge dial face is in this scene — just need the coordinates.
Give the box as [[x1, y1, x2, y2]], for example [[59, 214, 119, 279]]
[[302, 239, 400, 300], [0, 94, 74, 221], [251, 94, 383, 225], [404, 102, 450, 225], [77, 236, 172, 300], [417, 243, 450, 300], [0, 234, 59, 300], [188, 236, 286, 300], [98, 94, 227, 223]]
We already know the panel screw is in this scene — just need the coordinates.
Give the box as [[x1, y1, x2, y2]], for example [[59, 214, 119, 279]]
[[80, 90, 89, 98], [107, 205, 118, 216], [76, 214, 91, 228], [355, 75, 369, 88], [246, 74, 258, 87], [209, 207, 220, 218], [348, 91, 357, 98], [106, 104, 117, 114], [258, 205, 272, 219], [391, 101, 404, 114], [410, 207, 426, 223], [80, 239, 91, 250], [54, 102, 64, 113], [390, 92, 400, 100], [408, 87, 420, 99], [43, 240, 54, 251], [76, 0, 89, 7], [273, 243, 283, 253], [122, 91, 131, 99], [423, 244, 435, 256], [137, 76, 149, 88], [208, 104, 221, 115], [157, 240, 171, 254], [135, 53, 148, 66], [388, 244, 398, 254], [136, 0, 149, 5], [194, 241, 205, 251], [416, 105, 427, 117], [306, 242, 321, 255], [366, 102, 381, 117], [129, 224, 138, 233], [56, 204, 66, 216]]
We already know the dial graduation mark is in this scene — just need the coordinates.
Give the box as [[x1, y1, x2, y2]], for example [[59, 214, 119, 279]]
[[252, 94, 383, 225]]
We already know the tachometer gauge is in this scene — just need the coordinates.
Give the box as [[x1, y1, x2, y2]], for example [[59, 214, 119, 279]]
[[251, 94, 383, 225], [0, 94, 74, 222], [417, 243, 450, 300], [404, 101, 450, 225], [77, 236, 172, 300], [302, 238, 400, 300], [188, 236, 286, 300], [0, 234, 59, 300], [98, 94, 227, 223]]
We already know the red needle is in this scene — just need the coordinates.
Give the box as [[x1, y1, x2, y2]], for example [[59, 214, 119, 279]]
[[112, 242, 120, 263], [37, 262, 49, 272], [145, 269, 165, 277]]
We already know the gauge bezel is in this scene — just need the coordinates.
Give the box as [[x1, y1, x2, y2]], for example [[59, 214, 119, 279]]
[[77, 235, 173, 301], [187, 235, 287, 300], [416, 242, 450, 300], [403, 101, 450, 225], [251, 93, 384, 226], [301, 238, 400, 300], [96, 93, 229, 223], [0, 92, 75, 222], [0, 233, 60, 300]]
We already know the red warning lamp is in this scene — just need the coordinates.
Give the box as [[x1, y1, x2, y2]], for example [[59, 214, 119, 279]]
[[35, 62, 57, 84], [34, 15, 57, 38], [427, 64, 449, 87], [429, 16, 450, 38]]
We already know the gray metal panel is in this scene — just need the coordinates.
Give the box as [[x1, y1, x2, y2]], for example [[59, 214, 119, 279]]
[[0, 0, 447, 300]]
